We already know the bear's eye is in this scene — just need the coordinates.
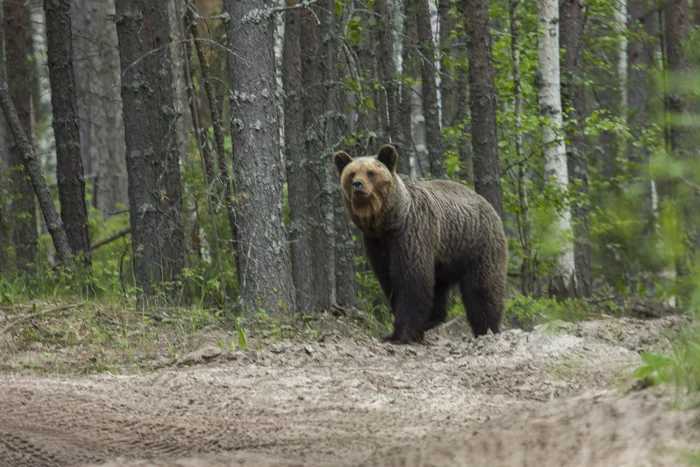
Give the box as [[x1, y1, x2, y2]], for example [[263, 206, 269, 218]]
[[349, 171, 356, 179], [367, 170, 375, 179]]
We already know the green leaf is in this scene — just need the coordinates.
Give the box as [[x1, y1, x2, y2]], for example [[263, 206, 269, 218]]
[[238, 328, 248, 351], [335, 0, 343, 16], [364, 97, 375, 109]]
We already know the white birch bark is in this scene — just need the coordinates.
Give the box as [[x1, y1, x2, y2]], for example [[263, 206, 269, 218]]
[[615, 0, 628, 160], [537, 0, 576, 296]]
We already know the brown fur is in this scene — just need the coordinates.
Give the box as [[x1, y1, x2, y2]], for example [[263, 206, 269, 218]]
[[333, 145, 508, 344]]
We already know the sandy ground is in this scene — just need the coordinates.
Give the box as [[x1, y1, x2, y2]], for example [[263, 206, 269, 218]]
[[0, 315, 698, 466]]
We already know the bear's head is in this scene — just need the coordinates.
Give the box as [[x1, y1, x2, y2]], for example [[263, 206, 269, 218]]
[[332, 145, 401, 231]]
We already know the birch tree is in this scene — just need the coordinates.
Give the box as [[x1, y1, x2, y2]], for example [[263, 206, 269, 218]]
[[537, 0, 576, 298]]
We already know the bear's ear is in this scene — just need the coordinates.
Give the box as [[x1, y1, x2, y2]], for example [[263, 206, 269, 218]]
[[377, 145, 398, 173], [333, 151, 353, 176]]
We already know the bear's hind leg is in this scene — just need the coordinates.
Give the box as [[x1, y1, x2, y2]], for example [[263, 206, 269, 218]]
[[459, 278, 503, 336], [423, 281, 451, 332]]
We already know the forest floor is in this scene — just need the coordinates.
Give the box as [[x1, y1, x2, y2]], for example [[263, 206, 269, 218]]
[[0, 303, 699, 466]]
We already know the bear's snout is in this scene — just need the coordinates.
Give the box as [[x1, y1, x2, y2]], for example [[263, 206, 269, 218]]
[[352, 179, 368, 197]]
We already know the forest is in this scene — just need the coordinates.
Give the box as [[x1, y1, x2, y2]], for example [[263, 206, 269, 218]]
[[0, 0, 698, 316], [0, 0, 699, 464]]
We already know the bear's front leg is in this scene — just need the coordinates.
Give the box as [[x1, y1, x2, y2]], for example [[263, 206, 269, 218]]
[[383, 241, 434, 344]]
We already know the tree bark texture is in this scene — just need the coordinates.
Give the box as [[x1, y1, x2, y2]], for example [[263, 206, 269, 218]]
[[663, 0, 691, 158], [224, 0, 296, 313], [415, 0, 446, 179], [44, 0, 91, 264], [560, 0, 591, 296], [437, 0, 457, 128], [0, 77, 73, 265], [464, 0, 502, 218], [537, 0, 576, 299], [3, 0, 37, 272], [283, 0, 315, 311], [455, 64, 472, 183], [71, 0, 128, 215], [294, 3, 339, 311], [400, 0, 418, 178], [115, 0, 185, 296], [376, 0, 410, 175], [328, 0, 357, 308], [0, 9, 12, 275]]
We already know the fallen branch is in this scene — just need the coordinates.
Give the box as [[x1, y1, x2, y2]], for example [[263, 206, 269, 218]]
[[1, 302, 86, 335], [91, 228, 131, 251]]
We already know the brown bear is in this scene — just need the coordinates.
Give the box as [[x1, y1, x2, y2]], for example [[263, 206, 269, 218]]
[[333, 144, 508, 344]]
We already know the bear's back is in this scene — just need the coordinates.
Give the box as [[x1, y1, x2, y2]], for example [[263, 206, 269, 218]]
[[404, 178, 505, 265]]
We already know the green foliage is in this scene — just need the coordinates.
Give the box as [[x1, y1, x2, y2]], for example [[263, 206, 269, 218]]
[[504, 295, 614, 331], [634, 325, 700, 402]]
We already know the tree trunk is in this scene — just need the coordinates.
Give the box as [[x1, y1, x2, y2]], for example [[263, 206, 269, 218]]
[[376, 0, 410, 175], [464, 0, 502, 218], [0, 8, 12, 275], [3, 0, 37, 273], [455, 65, 472, 184], [616, 0, 628, 161], [437, 0, 457, 128], [400, 0, 418, 178], [283, 0, 315, 311], [224, 0, 296, 313], [663, 0, 691, 157], [115, 0, 185, 296], [0, 77, 73, 265], [296, 2, 340, 311], [509, 0, 533, 296], [328, 0, 356, 308], [71, 0, 128, 215], [560, 0, 591, 296], [44, 0, 91, 265], [415, 0, 445, 179], [537, 0, 576, 299]]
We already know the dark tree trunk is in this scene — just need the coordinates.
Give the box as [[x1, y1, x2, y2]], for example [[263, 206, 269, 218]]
[[44, 0, 91, 265], [354, 0, 382, 153], [3, 0, 37, 273], [0, 77, 73, 265], [296, 2, 339, 311], [328, 0, 356, 308], [560, 0, 591, 296], [455, 64, 472, 183], [464, 0, 502, 218], [437, 0, 457, 128], [115, 0, 185, 296], [415, 0, 446, 179], [224, 0, 296, 313], [283, 0, 315, 311], [0, 9, 12, 275], [663, 0, 691, 157], [662, 0, 697, 268], [400, 0, 418, 176], [376, 0, 410, 175]]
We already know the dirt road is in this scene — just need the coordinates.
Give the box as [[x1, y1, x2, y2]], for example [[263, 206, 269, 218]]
[[0, 315, 698, 466]]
